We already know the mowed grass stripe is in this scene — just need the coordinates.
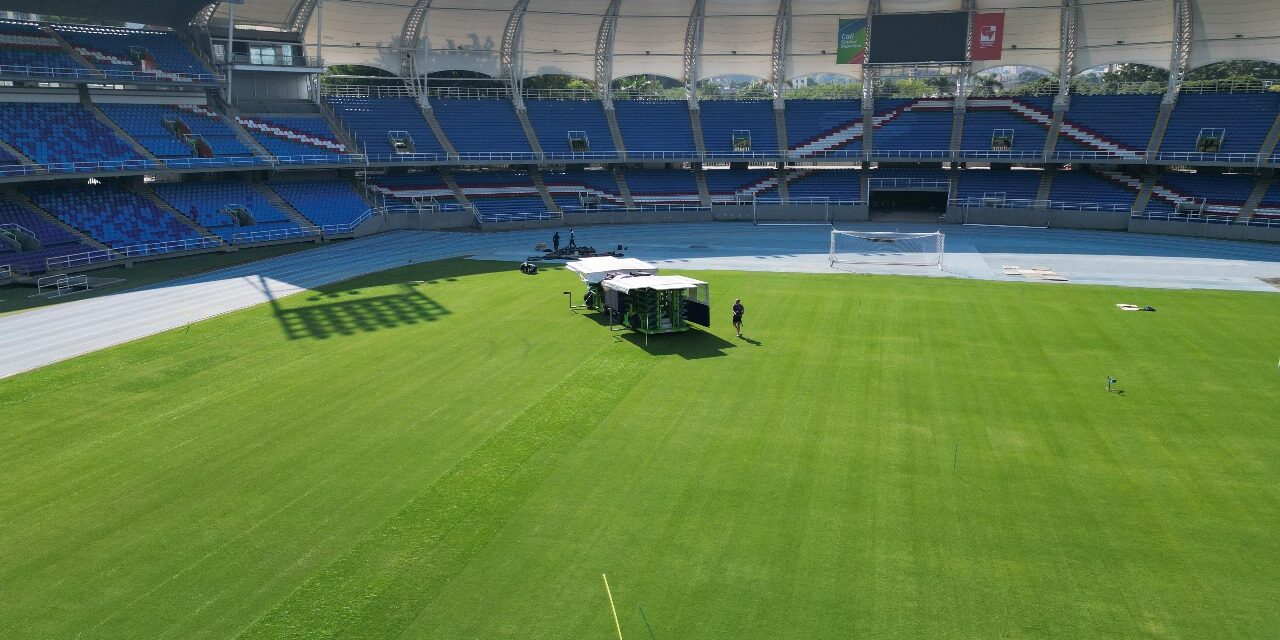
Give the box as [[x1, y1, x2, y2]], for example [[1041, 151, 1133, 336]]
[[235, 345, 656, 640]]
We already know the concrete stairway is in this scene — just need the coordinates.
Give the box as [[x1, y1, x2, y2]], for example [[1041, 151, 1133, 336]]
[[317, 99, 364, 153], [420, 102, 458, 157], [776, 164, 790, 203], [1036, 169, 1056, 203], [693, 166, 712, 207], [514, 106, 545, 157], [689, 105, 707, 159], [1145, 100, 1176, 159], [773, 108, 789, 159], [440, 170, 476, 213], [1257, 110, 1280, 162], [949, 107, 966, 161], [80, 89, 162, 164], [254, 183, 319, 231], [1042, 104, 1066, 160], [0, 138, 38, 168], [1239, 174, 1274, 221], [530, 169, 559, 213], [212, 104, 275, 158], [611, 167, 637, 208], [129, 183, 218, 239], [604, 105, 628, 161]]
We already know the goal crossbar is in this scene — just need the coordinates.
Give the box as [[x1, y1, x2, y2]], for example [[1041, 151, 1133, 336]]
[[829, 230, 944, 268]]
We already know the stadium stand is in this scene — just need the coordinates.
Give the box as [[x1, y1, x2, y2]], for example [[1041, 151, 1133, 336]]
[[0, 198, 95, 272], [325, 97, 444, 156], [1160, 93, 1280, 159], [785, 169, 861, 202], [785, 99, 863, 158], [269, 180, 369, 227], [431, 99, 532, 156], [0, 102, 147, 168], [524, 99, 617, 157], [98, 103, 253, 159], [541, 168, 627, 211], [619, 169, 701, 205], [954, 169, 1043, 203], [450, 170, 549, 222], [153, 182, 300, 241], [872, 99, 954, 155], [960, 97, 1054, 158], [236, 114, 349, 158], [1254, 181, 1280, 219], [702, 169, 780, 204], [26, 183, 202, 247], [1153, 171, 1257, 217], [1048, 170, 1138, 211], [1056, 94, 1161, 157], [613, 101, 696, 155], [0, 20, 91, 78], [51, 24, 215, 82], [699, 101, 779, 157]]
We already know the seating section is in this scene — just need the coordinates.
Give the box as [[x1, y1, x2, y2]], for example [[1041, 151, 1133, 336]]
[[0, 20, 91, 77], [51, 24, 214, 82], [703, 169, 780, 204], [1048, 171, 1138, 210], [1058, 94, 1161, 155], [699, 101, 779, 156], [432, 99, 532, 156], [955, 169, 1043, 202], [785, 99, 862, 157], [237, 114, 348, 157], [1153, 171, 1256, 216], [326, 97, 444, 156], [98, 103, 251, 158], [525, 99, 617, 157], [270, 180, 368, 227], [613, 101, 696, 155], [873, 99, 954, 154], [785, 169, 861, 202], [1161, 93, 1280, 157], [0, 199, 94, 272], [961, 97, 1054, 157], [1255, 181, 1280, 219], [451, 170, 548, 222], [542, 169, 627, 211], [620, 169, 700, 205], [153, 182, 298, 241], [27, 183, 201, 247], [0, 102, 141, 166]]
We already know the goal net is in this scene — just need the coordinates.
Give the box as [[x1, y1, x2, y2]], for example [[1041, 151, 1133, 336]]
[[829, 230, 944, 268]]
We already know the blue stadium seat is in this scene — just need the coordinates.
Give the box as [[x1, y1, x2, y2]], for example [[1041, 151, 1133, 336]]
[[153, 182, 298, 241], [620, 169, 700, 205], [524, 99, 617, 158], [1057, 94, 1160, 157], [703, 169, 780, 204], [1154, 171, 1256, 217], [1048, 170, 1138, 211], [872, 99, 954, 155], [51, 24, 215, 83], [325, 97, 445, 157], [451, 170, 548, 221], [26, 183, 202, 247], [270, 180, 369, 227], [0, 198, 94, 272], [0, 102, 143, 167], [542, 169, 627, 211], [785, 99, 863, 158], [699, 101, 779, 157], [960, 97, 1054, 158], [98, 103, 252, 159], [0, 20, 93, 78], [613, 101, 696, 156], [238, 114, 350, 158], [1161, 93, 1280, 159], [954, 169, 1043, 203], [367, 173, 458, 207], [432, 99, 533, 156], [785, 169, 861, 202]]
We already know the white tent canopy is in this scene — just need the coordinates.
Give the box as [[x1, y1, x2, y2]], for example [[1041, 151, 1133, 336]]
[[566, 257, 658, 284], [602, 275, 707, 294]]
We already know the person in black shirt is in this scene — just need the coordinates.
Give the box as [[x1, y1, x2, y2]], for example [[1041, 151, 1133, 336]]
[[552, 231, 560, 252], [732, 299, 744, 337]]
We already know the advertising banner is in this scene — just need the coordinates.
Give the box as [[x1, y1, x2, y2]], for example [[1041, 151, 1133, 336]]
[[971, 12, 1005, 61], [836, 18, 868, 65]]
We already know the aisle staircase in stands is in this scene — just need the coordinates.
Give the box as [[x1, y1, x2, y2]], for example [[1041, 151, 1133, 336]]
[[254, 183, 320, 232], [1, 187, 110, 251], [129, 183, 219, 239]]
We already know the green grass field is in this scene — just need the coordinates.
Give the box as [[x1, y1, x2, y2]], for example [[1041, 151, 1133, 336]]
[[2, 258, 1278, 639]]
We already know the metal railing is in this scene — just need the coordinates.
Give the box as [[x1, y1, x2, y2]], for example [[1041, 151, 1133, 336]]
[[45, 236, 225, 271], [36, 273, 89, 296], [870, 149, 953, 159], [1051, 150, 1147, 161], [959, 150, 1046, 160], [1135, 212, 1280, 228], [870, 178, 950, 189], [951, 197, 1132, 212], [1155, 151, 1260, 164], [0, 63, 222, 84], [321, 83, 417, 99], [230, 226, 322, 245], [0, 264, 11, 280], [227, 53, 322, 68]]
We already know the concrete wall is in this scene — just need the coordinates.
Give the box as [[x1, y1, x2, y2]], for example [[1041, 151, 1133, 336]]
[[946, 206, 1129, 230], [718, 203, 869, 223], [1128, 218, 1280, 243]]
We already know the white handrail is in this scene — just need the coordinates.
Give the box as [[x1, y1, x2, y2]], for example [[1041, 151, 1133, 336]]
[[45, 236, 225, 271]]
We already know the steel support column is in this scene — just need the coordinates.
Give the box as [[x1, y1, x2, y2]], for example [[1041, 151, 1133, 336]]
[[1055, 0, 1078, 108], [502, 0, 532, 107], [595, 0, 622, 107], [771, 0, 791, 109], [684, 0, 706, 107], [1165, 0, 1192, 104]]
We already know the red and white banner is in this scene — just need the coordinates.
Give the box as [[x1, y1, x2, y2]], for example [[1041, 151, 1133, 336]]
[[970, 12, 1005, 61]]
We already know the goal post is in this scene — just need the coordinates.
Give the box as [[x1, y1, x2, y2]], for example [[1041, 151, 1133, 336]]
[[829, 230, 945, 269], [752, 197, 832, 226]]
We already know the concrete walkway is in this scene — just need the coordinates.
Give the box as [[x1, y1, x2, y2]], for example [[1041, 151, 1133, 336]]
[[1, 223, 1278, 379]]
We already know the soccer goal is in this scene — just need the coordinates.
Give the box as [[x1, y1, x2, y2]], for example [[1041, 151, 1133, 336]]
[[752, 197, 833, 226], [829, 230, 944, 268]]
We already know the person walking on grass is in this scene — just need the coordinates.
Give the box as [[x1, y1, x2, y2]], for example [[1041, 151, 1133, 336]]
[[732, 298, 745, 338]]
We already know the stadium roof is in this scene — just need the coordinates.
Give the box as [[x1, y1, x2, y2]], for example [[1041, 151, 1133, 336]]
[[10, 1, 1280, 81]]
